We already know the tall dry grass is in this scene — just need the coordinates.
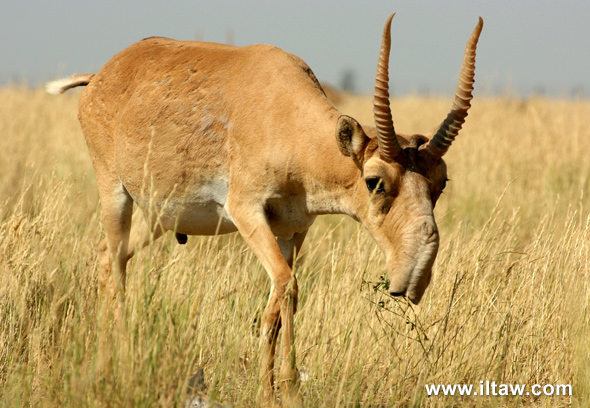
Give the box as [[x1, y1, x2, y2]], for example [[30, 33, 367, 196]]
[[0, 86, 589, 407]]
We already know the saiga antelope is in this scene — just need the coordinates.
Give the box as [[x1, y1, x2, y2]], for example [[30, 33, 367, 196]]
[[47, 13, 483, 406]]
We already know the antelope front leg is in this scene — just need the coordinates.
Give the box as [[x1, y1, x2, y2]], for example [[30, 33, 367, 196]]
[[276, 233, 307, 405], [259, 280, 284, 407], [260, 271, 301, 407], [277, 276, 299, 406], [228, 204, 304, 407]]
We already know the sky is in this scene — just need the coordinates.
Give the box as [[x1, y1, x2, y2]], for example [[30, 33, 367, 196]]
[[1, 0, 589, 98]]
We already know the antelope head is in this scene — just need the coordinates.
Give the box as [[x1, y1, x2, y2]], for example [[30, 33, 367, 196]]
[[337, 14, 483, 303]]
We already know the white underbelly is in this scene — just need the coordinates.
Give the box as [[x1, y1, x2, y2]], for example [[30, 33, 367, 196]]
[[127, 177, 238, 236], [167, 200, 237, 235]]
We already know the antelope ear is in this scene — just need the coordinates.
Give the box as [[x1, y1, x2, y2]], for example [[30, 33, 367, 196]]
[[335, 115, 368, 164]]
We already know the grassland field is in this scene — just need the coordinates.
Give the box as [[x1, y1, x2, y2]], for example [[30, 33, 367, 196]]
[[0, 86, 589, 407]]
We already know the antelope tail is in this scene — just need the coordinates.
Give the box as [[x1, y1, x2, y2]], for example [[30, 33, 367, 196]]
[[46, 73, 95, 95]]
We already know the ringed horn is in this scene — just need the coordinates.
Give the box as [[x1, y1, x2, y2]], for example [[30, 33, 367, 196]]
[[373, 13, 401, 162], [426, 17, 484, 159], [372, 14, 484, 162]]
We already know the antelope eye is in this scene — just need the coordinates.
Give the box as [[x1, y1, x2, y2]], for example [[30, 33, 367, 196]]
[[366, 177, 385, 193], [442, 178, 448, 191]]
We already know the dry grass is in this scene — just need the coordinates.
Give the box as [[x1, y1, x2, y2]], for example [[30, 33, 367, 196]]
[[1, 86, 589, 407]]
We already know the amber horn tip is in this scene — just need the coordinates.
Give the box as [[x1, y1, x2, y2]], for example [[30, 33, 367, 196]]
[[474, 17, 484, 35]]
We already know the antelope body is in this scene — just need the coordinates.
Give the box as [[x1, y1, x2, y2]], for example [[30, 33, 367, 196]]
[[47, 14, 482, 406]]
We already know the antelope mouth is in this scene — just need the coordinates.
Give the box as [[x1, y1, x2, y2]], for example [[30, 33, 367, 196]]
[[389, 268, 432, 304], [388, 262, 434, 304]]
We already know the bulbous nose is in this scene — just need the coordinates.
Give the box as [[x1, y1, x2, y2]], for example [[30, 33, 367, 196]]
[[386, 217, 439, 304]]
